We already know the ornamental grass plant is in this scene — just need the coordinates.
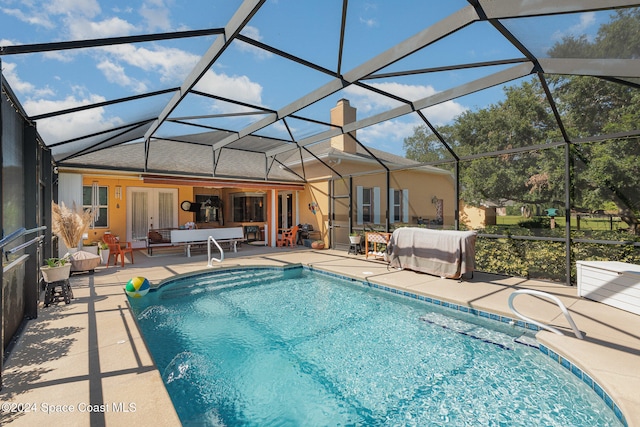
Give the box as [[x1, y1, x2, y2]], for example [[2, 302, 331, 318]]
[[51, 201, 94, 249]]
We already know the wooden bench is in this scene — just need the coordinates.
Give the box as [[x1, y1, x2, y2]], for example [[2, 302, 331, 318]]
[[170, 227, 245, 257]]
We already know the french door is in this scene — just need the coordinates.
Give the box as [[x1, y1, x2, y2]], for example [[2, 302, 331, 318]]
[[127, 187, 178, 248], [278, 192, 293, 229]]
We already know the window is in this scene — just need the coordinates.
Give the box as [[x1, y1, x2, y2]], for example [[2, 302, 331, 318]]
[[232, 193, 265, 222], [392, 189, 402, 222], [357, 186, 380, 224], [362, 188, 372, 223], [82, 185, 108, 228], [389, 188, 409, 224]]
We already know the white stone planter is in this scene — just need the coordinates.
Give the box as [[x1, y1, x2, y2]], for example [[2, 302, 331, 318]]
[[83, 245, 99, 255], [100, 248, 110, 265], [349, 235, 361, 244], [40, 264, 71, 283]]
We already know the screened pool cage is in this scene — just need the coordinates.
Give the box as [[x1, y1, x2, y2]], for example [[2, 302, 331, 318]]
[[2, 0, 640, 286]]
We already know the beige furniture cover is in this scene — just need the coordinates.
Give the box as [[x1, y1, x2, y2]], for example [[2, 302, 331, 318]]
[[387, 228, 477, 279], [70, 250, 101, 272]]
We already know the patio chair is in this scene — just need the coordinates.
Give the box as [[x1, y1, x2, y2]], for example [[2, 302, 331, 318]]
[[102, 234, 135, 267], [277, 225, 299, 248]]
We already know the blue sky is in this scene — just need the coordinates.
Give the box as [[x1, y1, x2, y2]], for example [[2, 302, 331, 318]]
[[0, 0, 610, 156]]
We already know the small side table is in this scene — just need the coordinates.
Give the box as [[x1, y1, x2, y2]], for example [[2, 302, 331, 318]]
[[44, 279, 73, 307]]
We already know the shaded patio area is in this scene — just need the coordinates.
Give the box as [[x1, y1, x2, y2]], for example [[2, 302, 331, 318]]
[[0, 246, 639, 426]]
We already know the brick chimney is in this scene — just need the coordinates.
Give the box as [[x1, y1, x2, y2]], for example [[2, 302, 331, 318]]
[[330, 99, 357, 154]]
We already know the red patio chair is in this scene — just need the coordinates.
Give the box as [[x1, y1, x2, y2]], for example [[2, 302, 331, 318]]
[[277, 225, 299, 248], [102, 234, 135, 267]]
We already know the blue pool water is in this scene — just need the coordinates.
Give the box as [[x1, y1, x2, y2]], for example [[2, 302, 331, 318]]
[[129, 267, 622, 426]]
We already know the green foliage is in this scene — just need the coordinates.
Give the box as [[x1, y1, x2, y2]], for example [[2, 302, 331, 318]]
[[517, 217, 551, 229], [44, 257, 68, 267], [474, 227, 640, 282], [403, 10, 640, 233]]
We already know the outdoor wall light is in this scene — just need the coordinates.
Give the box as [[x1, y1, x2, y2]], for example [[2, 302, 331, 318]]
[[115, 185, 123, 200]]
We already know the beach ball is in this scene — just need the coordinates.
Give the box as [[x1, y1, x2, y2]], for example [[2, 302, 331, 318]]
[[125, 276, 150, 298]]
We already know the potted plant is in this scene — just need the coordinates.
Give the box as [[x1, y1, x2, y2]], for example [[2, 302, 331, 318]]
[[311, 240, 325, 249], [99, 241, 110, 265], [40, 256, 71, 283], [83, 241, 99, 255], [349, 232, 362, 244], [51, 201, 94, 254]]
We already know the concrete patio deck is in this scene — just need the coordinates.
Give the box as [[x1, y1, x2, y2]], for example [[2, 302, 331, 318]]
[[1, 245, 639, 426]]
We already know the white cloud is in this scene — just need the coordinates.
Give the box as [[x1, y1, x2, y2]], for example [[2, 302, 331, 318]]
[[358, 119, 417, 146], [100, 44, 200, 84], [97, 60, 147, 93], [139, 0, 172, 32], [551, 12, 596, 42], [46, 0, 101, 18], [43, 50, 77, 62], [236, 26, 273, 59], [2, 62, 55, 97], [24, 94, 122, 144], [420, 101, 467, 126], [342, 81, 467, 154], [344, 81, 467, 124], [195, 69, 263, 112], [1, 7, 55, 28], [359, 17, 377, 28], [68, 16, 137, 39]]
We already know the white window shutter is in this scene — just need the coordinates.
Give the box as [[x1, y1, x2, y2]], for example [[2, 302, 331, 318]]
[[356, 185, 363, 225], [389, 188, 395, 223], [402, 189, 409, 223], [373, 187, 381, 224]]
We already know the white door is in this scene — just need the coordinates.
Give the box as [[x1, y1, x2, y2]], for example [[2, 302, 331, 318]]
[[127, 187, 178, 248]]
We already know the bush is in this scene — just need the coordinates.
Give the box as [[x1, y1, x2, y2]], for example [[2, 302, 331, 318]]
[[474, 227, 640, 283], [517, 217, 551, 229]]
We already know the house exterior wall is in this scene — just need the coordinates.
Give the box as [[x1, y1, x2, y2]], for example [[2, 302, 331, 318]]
[[348, 168, 455, 230], [299, 181, 330, 243], [80, 175, 194, 244]]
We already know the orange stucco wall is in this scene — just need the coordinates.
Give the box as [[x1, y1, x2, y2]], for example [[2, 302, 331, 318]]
[[81, 175, 194, 244]]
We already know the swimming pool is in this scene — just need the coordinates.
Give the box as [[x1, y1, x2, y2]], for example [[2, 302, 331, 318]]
[[129, 266, 623, 426]]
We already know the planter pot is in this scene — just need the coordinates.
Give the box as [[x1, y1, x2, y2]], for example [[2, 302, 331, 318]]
[[100, 249, 110, 265], [349, 235, 361, 244], [83, 245, 99, 255], [40, 264, 71, 283], [311, 241, 325, 249]]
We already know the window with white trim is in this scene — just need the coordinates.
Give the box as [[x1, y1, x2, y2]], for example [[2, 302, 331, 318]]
[[362, 187, 372, 223], [389, 188, 409, 224], [357, 186, 381, 225], [82, 185, 108, 228], [392, 189, 402, 222]]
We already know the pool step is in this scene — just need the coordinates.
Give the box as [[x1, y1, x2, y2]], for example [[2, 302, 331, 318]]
[[419, 312, 537, 350], [159, 270, 277, 299]]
